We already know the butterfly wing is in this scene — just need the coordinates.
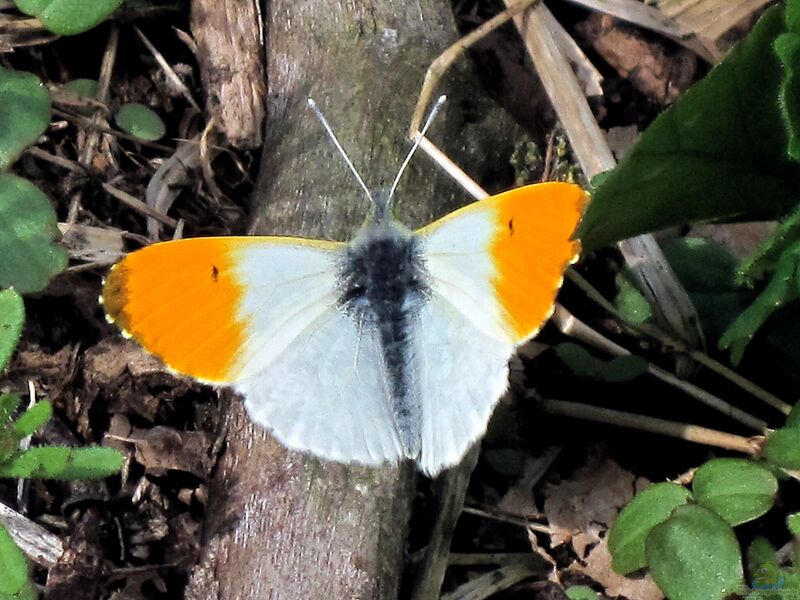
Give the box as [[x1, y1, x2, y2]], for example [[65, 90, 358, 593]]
[[414, 182, 585, 474], [102, 236, 405, 466]]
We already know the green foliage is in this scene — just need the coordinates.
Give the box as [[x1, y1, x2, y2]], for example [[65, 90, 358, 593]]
[[745, 537, 800, 597], [776, 0, 800, 160], [556, 342, 648, 383], [0, 445, 124, 479], [607, 482, 692, 574], [613, 273, 652, 326], [15, 0, 123, 36], [0, 67, 51, 171], [787, 512, 800, 537], [565, 585, 599, 600], [578, 6, 800, 251], [762, 427, 800, 469], [691, 459, 777, 526], [662, 238, 744, 340], [115, 102, 166, 141], [646, 505, 743, 600], [0, 523, 35, 600], [0, 173, 68, 293], [13, 399, 51, 439], [0, 289, 24, 372]]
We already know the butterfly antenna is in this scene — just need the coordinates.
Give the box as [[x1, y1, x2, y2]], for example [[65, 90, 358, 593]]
[[307, 98, 373, 203], [387, 94, 447, 203]]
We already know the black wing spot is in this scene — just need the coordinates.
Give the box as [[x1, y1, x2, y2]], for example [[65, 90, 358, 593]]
[[211, 265, 219, 282], [508, 218, 515, 235]]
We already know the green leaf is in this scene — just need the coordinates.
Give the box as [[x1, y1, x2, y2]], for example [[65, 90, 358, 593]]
[[60, 78, 98, 116], [13, 400, 51, 439], [646, 504, 743, 600], [762, 427, 800, 469], [15, 0, 123, 36], [739, 201, 800, 284], [115, 103, 166, 141], [614, 273, 652, 326], [0, 67, 51, 171], [608, 482, 692, 574], [577, 7, 800, 250], [787, 512, 800, 537], [692, 458, 778, 526], [0, 523, 33, 598], [746, 537, 785, 596], [0, 445, 123, 479], [599, 355, 648, 383], [785, 402, 800, 429], [565, 585, 599, 600], [0, 288, 24, 372], [662, 238, 745, 340], [556, 342, 595, 377], [0, 173, 68, 293], [776, 0, 800, 160], [718, 242, 800, 364], [0, 393, 21, 427]]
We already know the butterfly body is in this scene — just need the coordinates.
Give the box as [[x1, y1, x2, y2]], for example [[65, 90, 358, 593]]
[[102, 182, 585, 475]]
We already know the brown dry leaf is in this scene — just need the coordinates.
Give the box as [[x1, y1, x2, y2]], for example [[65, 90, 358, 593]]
[[572, 536, 663, 600], [44, 508, 107, 599], [577, 13, 696, 104], [544, 447, 637, 554], [133, 425, 213, 477]]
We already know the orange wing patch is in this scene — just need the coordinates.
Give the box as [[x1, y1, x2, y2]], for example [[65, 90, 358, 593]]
[[102, 237, 251, 382], [489, 182, 586, 342]]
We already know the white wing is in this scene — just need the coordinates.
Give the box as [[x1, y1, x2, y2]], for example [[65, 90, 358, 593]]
[[414, 183, 584, 474], [236, 309, 405, 466]]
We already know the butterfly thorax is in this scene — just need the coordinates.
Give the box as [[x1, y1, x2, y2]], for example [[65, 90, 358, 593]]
[[337, 220, 429, 459]]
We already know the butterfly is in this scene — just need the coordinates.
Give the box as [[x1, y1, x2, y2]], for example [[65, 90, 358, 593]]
[[101, 99, 586, 476]]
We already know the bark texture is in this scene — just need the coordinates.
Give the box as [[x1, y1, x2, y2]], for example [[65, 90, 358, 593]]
[[187, 0, 524, 597]]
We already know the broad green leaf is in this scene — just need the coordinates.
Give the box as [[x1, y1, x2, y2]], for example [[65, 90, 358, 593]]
[[787, 512, 800, 537], [692, 458, 777, 526], [646, 504, 743, 600], [776, 0, 800, 160], [565, 585, 599, 600], [0, 523, 33, 598], [115, 103, 166, 141], [762, 427, 800, 469], [0, 67, 50, 171], [608, 482, 692, 574], [0, 288, 24, 371], [614, 273, 652, 326], [718, 242, 800, 364], [577, 8, 800, 250], [0, 173, 68, 293], [15, 0, 123, 36], [0, 445, 123, 479], [663, 238, 744, 340], [13, 400, 51, 439]]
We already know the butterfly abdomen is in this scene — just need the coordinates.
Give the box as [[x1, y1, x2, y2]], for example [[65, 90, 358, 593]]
[[338, 228, 428, 458]]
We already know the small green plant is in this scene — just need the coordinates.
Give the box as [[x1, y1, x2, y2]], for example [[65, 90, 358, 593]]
[[0, 294, 124, 598], [14, 0, 123, 36], [577, 0, 800, 366]]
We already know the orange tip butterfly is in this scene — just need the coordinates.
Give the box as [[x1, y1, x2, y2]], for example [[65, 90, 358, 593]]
[[101, 96, 586, 476]]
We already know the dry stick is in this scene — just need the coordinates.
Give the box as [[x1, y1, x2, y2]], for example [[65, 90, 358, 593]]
[[512, 2, 705, 360], [541, 399, 760, 455], [53, 108, 174, 153], [132, 25, 201, 112], [0, 501, 63, 568], [408, 0, 541, 137], [560, 0, 721, 63], [26, 146, 177, 230], [552, 305, 768, 432], [101, 183, 178, 228], [567, 269, 792, 415]]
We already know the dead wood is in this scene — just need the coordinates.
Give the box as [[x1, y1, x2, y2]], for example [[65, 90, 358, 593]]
[[186, 0, 525, 597]]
